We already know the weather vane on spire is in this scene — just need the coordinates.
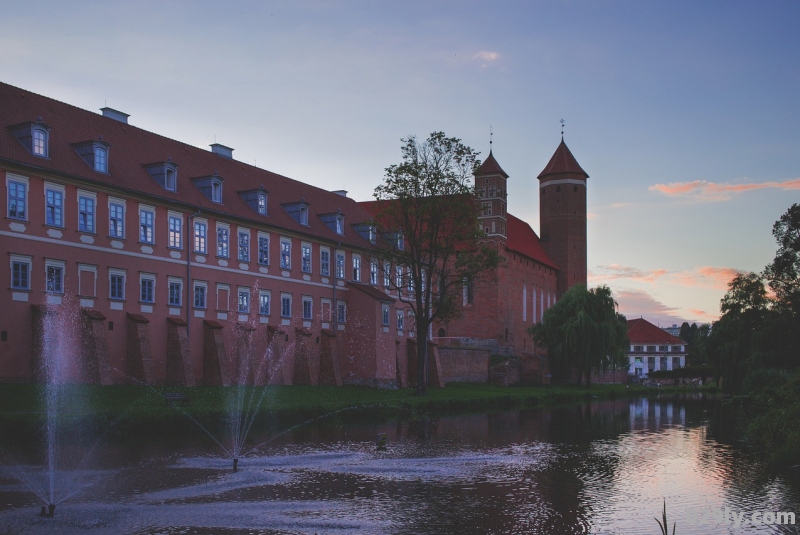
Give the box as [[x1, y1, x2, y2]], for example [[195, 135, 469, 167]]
[[489, 124, 493, 150], [560, 119, 565, 139]]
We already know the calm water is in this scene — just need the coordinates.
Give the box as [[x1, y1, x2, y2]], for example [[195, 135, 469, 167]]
[[1, 395, 799, 534]]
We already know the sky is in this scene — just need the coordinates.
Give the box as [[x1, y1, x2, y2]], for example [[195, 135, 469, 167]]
[[3, 0, 799, 327]]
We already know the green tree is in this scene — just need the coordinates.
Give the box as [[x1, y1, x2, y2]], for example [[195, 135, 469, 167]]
[[709, 272, 770, 393], [764, 203, 800, 314], [372, 132, 501, 395], [530, 284, 629, 387]]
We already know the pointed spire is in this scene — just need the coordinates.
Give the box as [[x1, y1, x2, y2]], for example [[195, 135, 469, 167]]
[[537, 138, 588, 179], [474, 149, 509, 178]]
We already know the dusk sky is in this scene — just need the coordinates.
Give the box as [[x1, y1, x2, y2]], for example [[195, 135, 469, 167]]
[[3, 1, 798, 327]]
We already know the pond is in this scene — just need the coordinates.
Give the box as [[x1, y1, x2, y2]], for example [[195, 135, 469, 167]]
[[1, 395, 798, 534]]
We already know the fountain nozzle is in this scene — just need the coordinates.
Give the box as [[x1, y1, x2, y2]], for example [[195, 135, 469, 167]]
[[40, 504, 55, 517], [233, 458, 238, 472]]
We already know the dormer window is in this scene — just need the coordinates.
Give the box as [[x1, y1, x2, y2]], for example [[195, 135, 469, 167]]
[[283, 202, 310, 226], [319, 212, 344, 235], [240, 189, 268, 215], [145, 161, 179, 192], [33, 128, 47, 156], [191, 174, 224, 203], [10, 120, 51, 158], [354, 223, 377, 243], [74, 140, 111, 173], [94, 147, 107, 172], [384, 231, 404, 250]]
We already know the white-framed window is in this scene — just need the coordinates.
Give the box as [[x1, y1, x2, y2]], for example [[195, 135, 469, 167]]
[[352, 255, 361, 282], [238, 228, 250, 262], [395, 265, 403, 292], [258, 233, 270, 265], [109, 198, 125, 238], [257, 192, 267, 215], [368, 225, 376, 244], [370, 259, 378, 285], [281, 293, 291, 318], [482, 202, 491, 216], [140, 274, 155, 303], [259, 290, 271, 315], [169, 277, 182, 306], [397, 309, 405, 331], [396, 232, 404, 250], [383, 261, 390, 287], [194, 219, 207, 254], [32, 127, 48, 157], [421, 268, 426, 294], [299, 205, 308, 225], [7, 174, 28, 220], [238, 287, 250, 313], [302, 296, 313, 320], [335, 251, 345, 279], [280, 238, 291, 269], [109, 269, 126, 300], [381, 304, 389, 326], [44, 183, 65, 227], [77, 264, 97, 297], [94, 147, 108, 173], [335, 215, 344, 235], [77, 192, 96, 233], [217, 224, 229, 257], [10, 255, 31, 290], [408, 267, 415, 293], [320, 247, 330, 277], [165, 168, 176, 192], [168, 213, 183, 249], [301, 243, 312, 273], [45, 260, 65, 294], [139, 205, 155, 244], [193, 281, 207, 309], [337, 301, 346, 324]]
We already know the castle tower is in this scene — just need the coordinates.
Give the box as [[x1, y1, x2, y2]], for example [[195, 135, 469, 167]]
[[537, 139, 588, 297], [474, 151, 509, 239]]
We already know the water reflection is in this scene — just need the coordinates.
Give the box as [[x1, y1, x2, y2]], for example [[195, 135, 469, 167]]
[[1, 396, 798, 534]]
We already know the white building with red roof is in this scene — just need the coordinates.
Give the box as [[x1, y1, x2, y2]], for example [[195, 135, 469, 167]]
[[626, 318, 687, 377]]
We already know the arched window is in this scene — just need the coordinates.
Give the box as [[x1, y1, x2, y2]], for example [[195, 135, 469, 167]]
[[165, 168, 176, 191], [437, 328, 446, 338], [32, 128, 48, 157], [94, 147, 108, 172]]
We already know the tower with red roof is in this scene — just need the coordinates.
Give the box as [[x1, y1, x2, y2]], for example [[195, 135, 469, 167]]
[[537, 139, 588, 297], [474, 151, 509, 239]]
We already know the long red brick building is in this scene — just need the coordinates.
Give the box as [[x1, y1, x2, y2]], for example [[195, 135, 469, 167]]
[[0, 82, 588, 386]]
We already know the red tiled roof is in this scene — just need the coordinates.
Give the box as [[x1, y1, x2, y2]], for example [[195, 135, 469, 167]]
[[348, 282, 396, 302], [0, 82, 376, 249], [474, 151, 508, 178], [537, 140, 589, 179], [626, 318, 685, 345], [505, 214, 558, 269]]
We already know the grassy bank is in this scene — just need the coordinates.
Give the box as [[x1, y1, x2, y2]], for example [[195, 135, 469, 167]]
[[0, 382, 711, 427]]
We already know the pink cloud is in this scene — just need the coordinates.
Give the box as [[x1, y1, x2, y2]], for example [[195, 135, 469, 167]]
[[614, 289, 684, 326], [615, 289, 717, 325], [591, 264, 742, 291], [649, 177, 800, 201], [590, 264, 670, 284]]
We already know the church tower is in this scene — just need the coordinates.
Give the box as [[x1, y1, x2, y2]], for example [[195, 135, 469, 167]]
[[537, 138, 588, 297], [474, 151, 509, 239]]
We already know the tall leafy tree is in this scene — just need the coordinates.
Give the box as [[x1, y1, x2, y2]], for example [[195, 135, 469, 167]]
[[372, 132, 501, 395], [764, 203, 800, 314], [531, 285, 628, 387]]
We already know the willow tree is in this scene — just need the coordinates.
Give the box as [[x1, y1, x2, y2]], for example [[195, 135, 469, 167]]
[[372, 132, 501, 395], [531, 284, 628, 387]]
